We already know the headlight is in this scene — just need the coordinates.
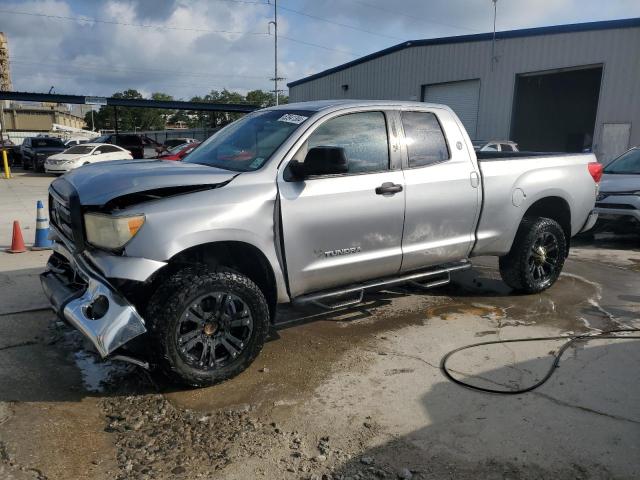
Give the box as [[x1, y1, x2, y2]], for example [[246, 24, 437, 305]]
[[84, 213, 145, 249]]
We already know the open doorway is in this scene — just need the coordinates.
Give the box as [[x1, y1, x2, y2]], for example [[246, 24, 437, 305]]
[[511, 65, 602, 152]]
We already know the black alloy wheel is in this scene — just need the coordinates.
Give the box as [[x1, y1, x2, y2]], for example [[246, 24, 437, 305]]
[[175, 292, 254, 370]]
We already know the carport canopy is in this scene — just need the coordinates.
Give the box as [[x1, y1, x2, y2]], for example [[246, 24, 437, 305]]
[[0, 90, 259, 113]]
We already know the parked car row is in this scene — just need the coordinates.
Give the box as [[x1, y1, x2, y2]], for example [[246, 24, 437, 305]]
[[5, 133, 203, 173]]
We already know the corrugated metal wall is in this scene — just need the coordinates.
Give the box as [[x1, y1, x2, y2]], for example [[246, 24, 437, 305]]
[[289, 26, 640, 157]]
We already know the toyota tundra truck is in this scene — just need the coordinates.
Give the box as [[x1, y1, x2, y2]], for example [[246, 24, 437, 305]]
[[40, 100, 601, 386]]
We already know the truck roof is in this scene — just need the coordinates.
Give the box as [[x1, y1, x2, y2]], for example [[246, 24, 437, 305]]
[[266, 99, 452, 113]]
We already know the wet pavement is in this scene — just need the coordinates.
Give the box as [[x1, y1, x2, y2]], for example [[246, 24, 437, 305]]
[[0, 231, 638, 479]]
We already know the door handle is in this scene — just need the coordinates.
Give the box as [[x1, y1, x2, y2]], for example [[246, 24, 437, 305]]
[[375, 182, 403, 195]]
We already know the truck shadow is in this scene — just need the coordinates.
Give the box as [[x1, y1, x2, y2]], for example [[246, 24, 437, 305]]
[[328, 339, 640, 479]]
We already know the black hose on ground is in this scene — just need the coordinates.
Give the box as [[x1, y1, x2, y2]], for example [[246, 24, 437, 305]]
[[440, 328, 640, 394]]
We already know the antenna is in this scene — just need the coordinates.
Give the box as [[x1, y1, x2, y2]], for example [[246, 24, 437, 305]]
[[491, 0, 498, 71], [268, 0, 284, 105]]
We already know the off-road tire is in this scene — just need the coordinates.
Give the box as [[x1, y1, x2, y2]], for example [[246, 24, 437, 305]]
[[499, 217, 567, 294], [146, 267, 269, 387]]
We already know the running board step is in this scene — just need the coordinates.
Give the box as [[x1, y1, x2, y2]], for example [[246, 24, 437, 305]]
[[293, 260, 471, 310]]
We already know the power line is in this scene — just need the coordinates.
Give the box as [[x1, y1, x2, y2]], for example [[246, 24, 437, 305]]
[[278, 35, 362, 56], [277, 4, 403, 41], [0, 9, 268, 35], [2, 8, 360, 56], [347, 0, 480, 33]]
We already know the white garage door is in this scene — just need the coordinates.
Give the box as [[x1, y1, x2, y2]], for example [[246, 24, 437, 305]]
[[423, 80, 481, 139]]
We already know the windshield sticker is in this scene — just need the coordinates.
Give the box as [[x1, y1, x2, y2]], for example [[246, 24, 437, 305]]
[[278, 114, 308, 124], [249, 158, 263, 169]]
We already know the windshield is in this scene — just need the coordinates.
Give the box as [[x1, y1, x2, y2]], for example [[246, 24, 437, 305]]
[[604, 148, 640, 174], [167, 143, 188, 154], [65, 145, 95, 155], [33, 138, 64, 147], [184, 110, 313, 171]]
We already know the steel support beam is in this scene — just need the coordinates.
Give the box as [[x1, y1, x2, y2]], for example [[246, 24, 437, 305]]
[[0, 91, 258, 113]]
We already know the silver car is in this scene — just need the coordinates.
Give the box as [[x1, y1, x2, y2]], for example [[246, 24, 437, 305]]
[[595, 147, 640, 229], [472, 140, 519, 152]]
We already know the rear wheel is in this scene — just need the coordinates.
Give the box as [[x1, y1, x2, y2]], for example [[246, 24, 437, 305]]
[[499, 217, 567, 293], [147, 267, 269, 387]]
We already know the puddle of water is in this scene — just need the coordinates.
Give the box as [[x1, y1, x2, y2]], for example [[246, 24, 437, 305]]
[[73, 351, 121, 393], [430, 266, 620, 333]]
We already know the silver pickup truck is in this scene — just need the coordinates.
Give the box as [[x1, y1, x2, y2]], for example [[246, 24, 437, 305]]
[[41, 100, 601, 386]]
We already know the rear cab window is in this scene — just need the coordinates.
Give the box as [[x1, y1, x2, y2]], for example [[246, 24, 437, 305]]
[[400, 111, 450, 167]]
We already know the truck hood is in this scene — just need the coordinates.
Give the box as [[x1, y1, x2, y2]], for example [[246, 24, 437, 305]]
[[59, 159, 238, 205], [600, 173, 640, 193]]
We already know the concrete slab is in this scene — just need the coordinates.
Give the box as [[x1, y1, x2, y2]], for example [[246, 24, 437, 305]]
[[0, 170, 54, 249], [0, 250, 49, 314]]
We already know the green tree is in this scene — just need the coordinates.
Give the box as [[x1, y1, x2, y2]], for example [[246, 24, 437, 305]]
[[245, 89, 275, 108], [86, 88, 286, 132]]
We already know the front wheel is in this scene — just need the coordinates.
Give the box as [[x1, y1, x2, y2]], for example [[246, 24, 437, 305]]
[[147, 267, 270, 387], [499, 217, 567, 293]]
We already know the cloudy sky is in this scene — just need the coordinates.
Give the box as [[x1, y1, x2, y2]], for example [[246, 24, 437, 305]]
[[2, 0, 640, 100]]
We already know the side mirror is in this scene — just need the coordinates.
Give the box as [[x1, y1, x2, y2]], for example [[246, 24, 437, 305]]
[[93, 150, 102, 155], [289, 146, 349, 179]]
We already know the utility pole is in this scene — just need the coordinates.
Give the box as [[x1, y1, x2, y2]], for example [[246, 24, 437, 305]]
[[491, 0, 498, 71], [268, 0, 283, 105]]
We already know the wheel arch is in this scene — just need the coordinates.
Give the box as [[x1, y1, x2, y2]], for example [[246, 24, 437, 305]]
[[521, 196, 571, 248], [153, 241, 278, 322]]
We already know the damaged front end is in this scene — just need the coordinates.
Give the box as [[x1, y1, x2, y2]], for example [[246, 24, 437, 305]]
[[40, 162, 239, 358], [41, 243, 147, 357]]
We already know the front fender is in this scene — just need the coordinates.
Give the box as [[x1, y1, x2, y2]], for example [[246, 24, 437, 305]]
[[123, 181, 289, 302]]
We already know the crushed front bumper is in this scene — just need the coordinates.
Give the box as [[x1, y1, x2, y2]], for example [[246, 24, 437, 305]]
[[40, 243, 147, 357]]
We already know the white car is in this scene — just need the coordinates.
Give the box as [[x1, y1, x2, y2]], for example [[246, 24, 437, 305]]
[[45, 143, 133, 174]]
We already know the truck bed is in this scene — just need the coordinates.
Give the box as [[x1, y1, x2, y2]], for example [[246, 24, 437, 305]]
[[471, 151, 598, 257], [475, 151, 589, 161]]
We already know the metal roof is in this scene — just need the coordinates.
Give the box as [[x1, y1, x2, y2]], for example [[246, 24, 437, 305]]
[[288, 17, 640, 88]]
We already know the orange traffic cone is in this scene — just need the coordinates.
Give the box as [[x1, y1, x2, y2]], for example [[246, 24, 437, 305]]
[[6, 220, 27, 253]]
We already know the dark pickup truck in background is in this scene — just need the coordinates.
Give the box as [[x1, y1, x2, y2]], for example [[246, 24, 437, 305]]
[[21, 137, 67, 172]]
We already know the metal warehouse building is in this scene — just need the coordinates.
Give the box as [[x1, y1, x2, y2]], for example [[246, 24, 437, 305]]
[[288, 18, 640, 163]]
